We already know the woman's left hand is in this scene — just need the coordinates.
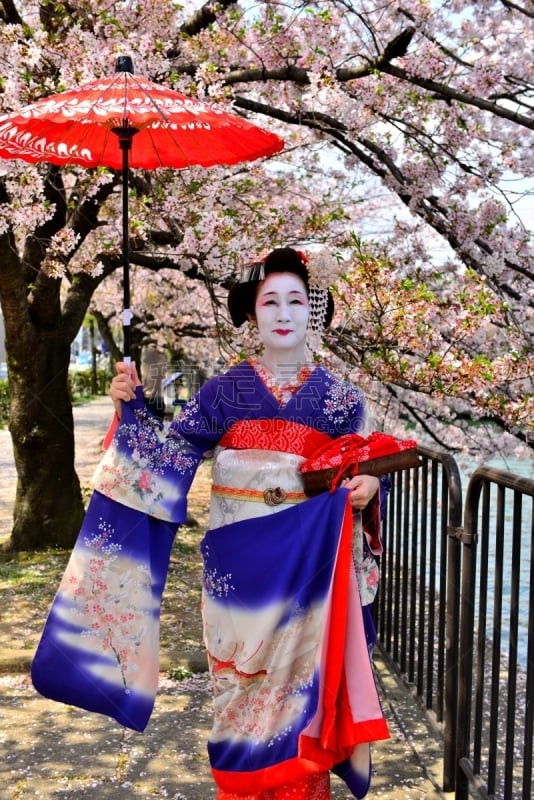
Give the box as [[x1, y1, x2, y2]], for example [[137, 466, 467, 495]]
[[341, 474, 380, 510]]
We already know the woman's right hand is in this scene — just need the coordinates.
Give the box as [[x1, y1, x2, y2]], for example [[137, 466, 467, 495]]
[[109, 361, 142, 418]]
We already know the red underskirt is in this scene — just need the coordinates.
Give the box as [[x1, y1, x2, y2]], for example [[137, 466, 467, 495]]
[[216, 771, 330, 800]]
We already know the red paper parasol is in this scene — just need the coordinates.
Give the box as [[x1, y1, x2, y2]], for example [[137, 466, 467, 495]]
[[0, 55, 285, 356]]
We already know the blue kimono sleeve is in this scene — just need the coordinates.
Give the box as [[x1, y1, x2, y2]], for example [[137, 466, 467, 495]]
[[91, 387, 205, 522], [31, 389, 206, 732]]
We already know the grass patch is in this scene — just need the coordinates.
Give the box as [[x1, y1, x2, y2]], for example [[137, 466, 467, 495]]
[[0, 533, 205, 657], [0, 462, 211, 662], [168, 666, 194, 681]]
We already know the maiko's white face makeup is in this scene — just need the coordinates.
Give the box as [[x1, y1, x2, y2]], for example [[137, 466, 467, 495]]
[[254, 272, 310, 354]]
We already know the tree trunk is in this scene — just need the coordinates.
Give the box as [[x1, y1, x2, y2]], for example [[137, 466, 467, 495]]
[[0, 168, 119, 552], [7, 337, 85, 551]]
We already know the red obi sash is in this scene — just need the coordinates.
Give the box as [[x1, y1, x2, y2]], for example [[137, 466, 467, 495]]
[[219, 419, 331, 458]]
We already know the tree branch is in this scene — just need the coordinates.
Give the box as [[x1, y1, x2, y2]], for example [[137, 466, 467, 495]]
[[68, 175, 118, 254], [0, 0, 22, 24], [233, 90, 534, 317], [62, 255, 118, 342], [128, 250, 201, 281], [370, 63, 534, 131], [162, 0, 238, 59], [500, 0, 534, 18], [386, 385, 463, 451]]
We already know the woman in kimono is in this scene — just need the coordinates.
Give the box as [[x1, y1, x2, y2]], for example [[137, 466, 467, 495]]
[[33, 247, 390, 800]]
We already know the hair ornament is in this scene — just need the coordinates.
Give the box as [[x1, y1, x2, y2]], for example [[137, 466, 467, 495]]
[[239, 260, 265, 283], [304, 248, 342, 290], [304, 249, 341, 342]]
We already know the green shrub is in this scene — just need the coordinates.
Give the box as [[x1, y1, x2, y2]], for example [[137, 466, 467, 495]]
[[69, 368, 113, 402], [0, 380, 8, 429], [0, 369, 112, 429]]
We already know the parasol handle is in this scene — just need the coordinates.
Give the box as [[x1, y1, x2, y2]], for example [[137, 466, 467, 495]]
[[113, 55, 138, 359], [112, 123, 139, 359]]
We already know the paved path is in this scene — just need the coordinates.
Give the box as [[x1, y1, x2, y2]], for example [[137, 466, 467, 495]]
[[0, 423, 17, 542], [0, 399, 452, 800], [0, 651, 449, 800], [0, 397, 113, 541]]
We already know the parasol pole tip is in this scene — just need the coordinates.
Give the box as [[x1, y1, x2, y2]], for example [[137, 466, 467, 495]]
[[115, 55, 134, 74]]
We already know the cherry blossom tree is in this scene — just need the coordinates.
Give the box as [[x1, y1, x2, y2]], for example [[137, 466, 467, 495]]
[[0, 0, 532, 550]]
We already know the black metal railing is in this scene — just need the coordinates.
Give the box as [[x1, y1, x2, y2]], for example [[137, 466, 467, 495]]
[[376, 445, 463, 792], [375, 450, 534, 799], [457, 467, 534, 800]]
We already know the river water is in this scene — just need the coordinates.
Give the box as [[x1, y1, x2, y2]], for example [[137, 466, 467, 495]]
[[459, 455, 534, 668]]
